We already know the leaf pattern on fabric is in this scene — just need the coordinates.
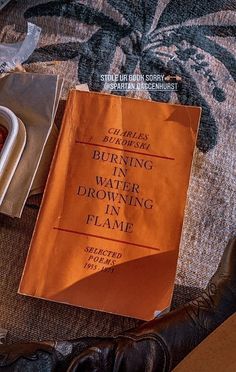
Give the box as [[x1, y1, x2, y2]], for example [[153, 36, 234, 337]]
[[24, 0, 236, 152]]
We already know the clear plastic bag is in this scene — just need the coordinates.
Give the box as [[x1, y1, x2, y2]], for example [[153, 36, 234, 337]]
[[0, 22, 41, 73]]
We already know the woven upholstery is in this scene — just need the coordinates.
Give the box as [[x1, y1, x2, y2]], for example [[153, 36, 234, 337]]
[[0, 0, 235, 342]]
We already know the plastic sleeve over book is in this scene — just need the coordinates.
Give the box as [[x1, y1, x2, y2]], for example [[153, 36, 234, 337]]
[[19, 91, 201, 320]]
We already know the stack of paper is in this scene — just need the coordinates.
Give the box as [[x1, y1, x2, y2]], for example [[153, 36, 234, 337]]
[[0, 72, 63, 217]]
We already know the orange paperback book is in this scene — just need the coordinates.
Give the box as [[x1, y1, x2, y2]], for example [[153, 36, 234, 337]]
[[19, 91, 201, 320]]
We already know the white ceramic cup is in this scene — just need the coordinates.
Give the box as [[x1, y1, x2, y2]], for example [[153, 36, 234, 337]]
[[0, 105, 20, 177]]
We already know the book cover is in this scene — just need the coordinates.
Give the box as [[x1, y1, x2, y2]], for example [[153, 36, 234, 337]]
[[19, 90, 201, 320]]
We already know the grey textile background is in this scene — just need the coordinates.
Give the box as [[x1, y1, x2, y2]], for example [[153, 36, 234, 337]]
[[0, 0, 235, 342]]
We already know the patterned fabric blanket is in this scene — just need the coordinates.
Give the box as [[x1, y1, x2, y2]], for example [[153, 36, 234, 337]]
[[0, 0, 235, 342]]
